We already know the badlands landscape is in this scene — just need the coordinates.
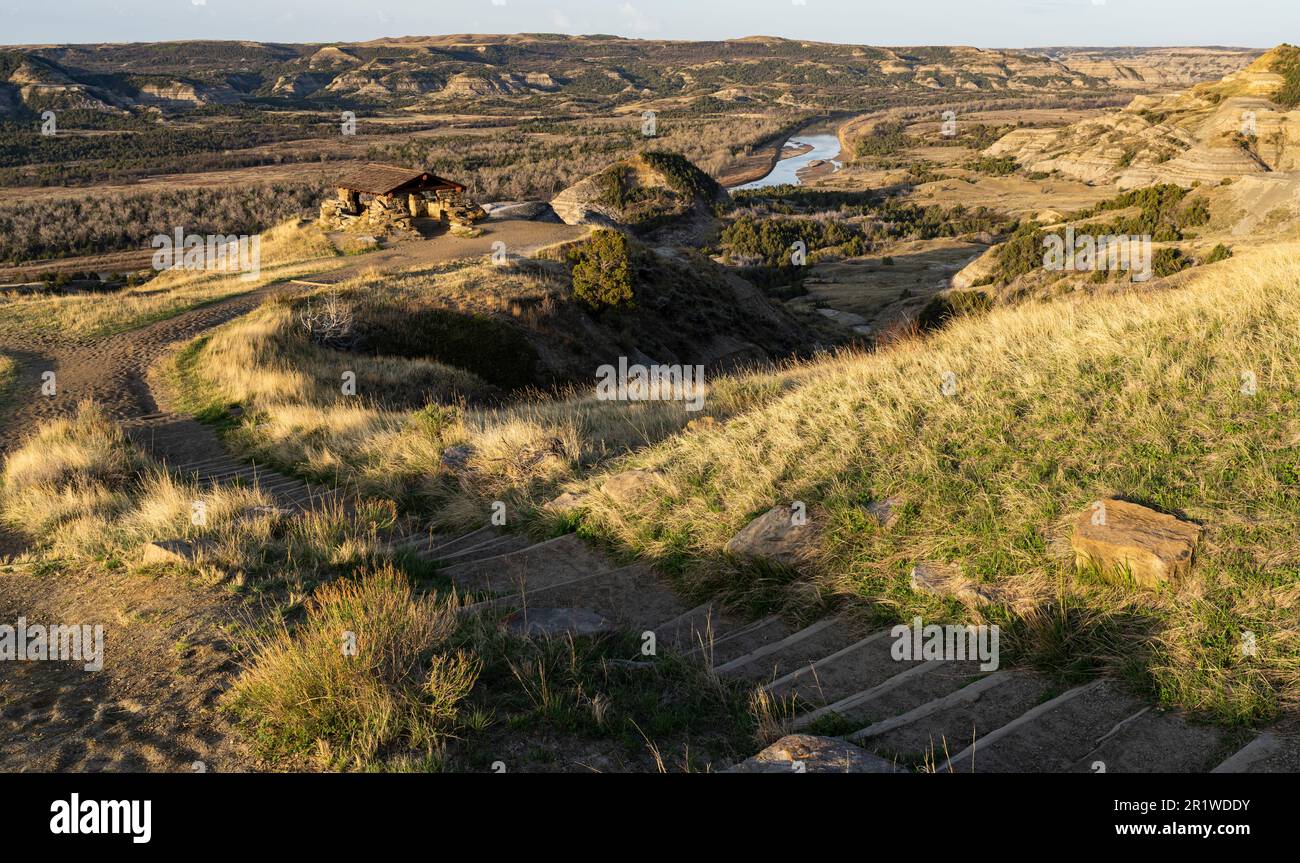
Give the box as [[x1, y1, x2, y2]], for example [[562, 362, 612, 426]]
[[0, 31, 1298, 777]]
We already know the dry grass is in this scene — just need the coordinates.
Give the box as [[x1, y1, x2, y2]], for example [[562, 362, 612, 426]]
[[224, 566, 477, 770], [169, 267, 831, 524], [0, 401, 385, 587], [0, 221, 342, 341], [564, 243, 1300, 725], [0, 404, 761, 772]]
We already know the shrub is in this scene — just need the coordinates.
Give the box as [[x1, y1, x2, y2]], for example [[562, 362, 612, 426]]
[[1202, 243, 1233, 265], [917, 290, 993, 330], [1152, 247, 1190, 278], [1271, 44, 1300, 108], [570, 229, 634, 309], [853, 120, 911, 161], [964, 155, 1020, 176], [991, 222, 1046, 283], [639, 151, 721, 204]]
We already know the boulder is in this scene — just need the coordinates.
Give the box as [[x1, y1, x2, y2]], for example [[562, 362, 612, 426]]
[[544, 490, 589, 514], [482, 201, 560, 222], [727, 734, 900, 773], [440, 444, 473, 471], [725, 505, 817, 569], [1071, 498, 1202, 587], [864, 496, 903, 529]]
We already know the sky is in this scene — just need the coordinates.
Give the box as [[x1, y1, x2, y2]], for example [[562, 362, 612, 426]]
[[0, 0, 1293, 48]]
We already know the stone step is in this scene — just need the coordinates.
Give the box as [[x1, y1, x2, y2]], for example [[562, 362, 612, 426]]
[[386, 531, 443, 553], [848, 670, 1050, 769], [698, 616, 792, 668], [652, 601, 751, 654], [526, 561, 690, 631], [444, 533, 614, 595], [1212, 732, 1300, 773], [201, 466, 263, 483], [286, 491, 342, 512], [172, 457, 236, 471], [1064, 708, 1231, 773], [765, 629, 905, 710], [944, 679, 1146, 773], [183, 461, 242, 476], [794, 658, 988, 732], [122, 412, 181, 427], [431, 534, 533, 565], [717, 617, 860, 682], [255, 478, 307, 495], [426, 526, 502, 559]]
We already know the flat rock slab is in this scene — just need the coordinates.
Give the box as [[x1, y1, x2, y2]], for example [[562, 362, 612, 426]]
[[1071, 498, 1202, 587], [726, 505, 817, 570], [728, 734, 900, 773], [140, 539, 209, 566], [506, 607, 613, 638], [910, 562, 1002, 608]]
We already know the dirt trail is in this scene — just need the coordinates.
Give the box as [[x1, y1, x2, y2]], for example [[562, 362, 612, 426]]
[[0, 219, 590, 772], [0, 284, 300, 771]]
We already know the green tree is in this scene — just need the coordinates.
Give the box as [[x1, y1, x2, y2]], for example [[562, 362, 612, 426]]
[[571, 229, 634, 309]]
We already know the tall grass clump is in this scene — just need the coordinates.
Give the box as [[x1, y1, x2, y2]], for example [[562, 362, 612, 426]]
[[0, 401, 144, 540], [225, 566, 477, 769], [0, 402, 384, 583]]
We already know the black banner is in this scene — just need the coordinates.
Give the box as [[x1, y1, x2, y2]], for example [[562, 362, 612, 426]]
[[3, 772, 1283, 850]]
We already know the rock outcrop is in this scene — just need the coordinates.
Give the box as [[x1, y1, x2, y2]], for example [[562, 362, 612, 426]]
[[550, 152, 729, 238]]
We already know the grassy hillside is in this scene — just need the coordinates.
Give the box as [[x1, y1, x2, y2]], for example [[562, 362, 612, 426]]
[[162, 228, 1300, 729], [555, 244, 1300, 727]]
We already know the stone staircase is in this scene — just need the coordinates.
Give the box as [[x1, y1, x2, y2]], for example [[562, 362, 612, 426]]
[[368, 520, 1299, 774], [125, 410, 1295, 774], [123, 412, 347, 513]]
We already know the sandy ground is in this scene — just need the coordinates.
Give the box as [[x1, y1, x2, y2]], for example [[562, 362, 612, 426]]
[[797, 238, 989, 333]]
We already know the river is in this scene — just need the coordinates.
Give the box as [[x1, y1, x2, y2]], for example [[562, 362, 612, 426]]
[[729, 133, 843, 191]]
